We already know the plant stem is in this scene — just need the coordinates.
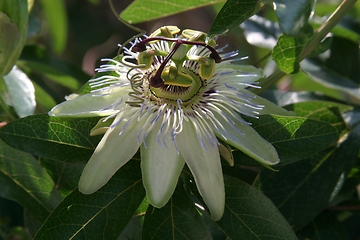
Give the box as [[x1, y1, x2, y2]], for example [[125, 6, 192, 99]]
[[253, 0, 358, 94]]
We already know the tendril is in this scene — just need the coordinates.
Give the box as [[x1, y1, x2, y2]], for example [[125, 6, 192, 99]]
[[108, 0, 147, 107]]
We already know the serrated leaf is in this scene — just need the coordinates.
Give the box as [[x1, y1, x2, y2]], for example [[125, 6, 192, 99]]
[[208, 0, 260, 38], [274, 0, 313, 36], [296, 211, 348, 240], [34, 160, 145, 240], [120, 0, 224, 24], [301, 58, 360, 105], [256, 124, 360, 230], [0, 139, 62, 222], [235, 115, 338, 166], [272, 24, 314, 73], [142, 183, 211, 239], [217, 176, 297, 239], [0, 114, 102, 163], [2, 66, 36, 118]]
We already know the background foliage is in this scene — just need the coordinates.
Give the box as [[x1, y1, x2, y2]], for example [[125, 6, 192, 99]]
[[0, 0, 360, 239]]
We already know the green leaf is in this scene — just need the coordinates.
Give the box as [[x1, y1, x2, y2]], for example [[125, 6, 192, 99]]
[[142, 183, 211, 239], [34, 160, 145, 240], [259, 90, 330, 107], [274, 0, 313, 36], [235, 115, 338, 166], [32, 81, 57, 112], [0, 0, 28, 76], [208, 0, 260, 38], [120, 0, 224, 24], [38, 0, 68, 54], [283, 100, 352, 134], [272, 24, 314, 73], [0, 139, 62, 222], [296, 211, 348, 240], [217, 176, 297, 239], [19, 45, 89, 92], [256, 124, 360, 230], [300, 58, 360, 105], [240, 15, 281, 49], [2, 66, 36, 118], [0, 114, 102, 163], [39, 158, 84, 198]]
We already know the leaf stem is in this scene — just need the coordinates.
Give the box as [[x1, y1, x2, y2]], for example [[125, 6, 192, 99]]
[[0, 78, 18, 121], [253, 0, 357, 94]]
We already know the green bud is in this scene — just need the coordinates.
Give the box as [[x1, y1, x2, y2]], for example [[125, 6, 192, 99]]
[[0, 0, 28, 76]]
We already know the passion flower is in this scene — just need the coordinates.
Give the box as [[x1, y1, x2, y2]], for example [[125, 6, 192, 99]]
[[49, 26, 287, 220]]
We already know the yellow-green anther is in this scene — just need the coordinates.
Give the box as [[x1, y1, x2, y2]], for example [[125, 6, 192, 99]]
[[0, 0, 28, 76], [182, 29, 206, 42], [205, 37, 216, 47], [149, 26, 180, 38], [199, 58, 216, 79]]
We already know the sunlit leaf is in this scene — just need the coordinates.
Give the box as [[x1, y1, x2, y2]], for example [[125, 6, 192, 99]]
[[272, 24, 313, 73], [34, 160, 145, 240], [235, 115, 338, 166], [121, 0, 225, 24], [0, 139, 62, 222], [283, 100, 352, 134]]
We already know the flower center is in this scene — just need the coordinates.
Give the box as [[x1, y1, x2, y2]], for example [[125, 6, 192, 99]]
[[128, 26, 222, 107], [148, 67, 203, 103]]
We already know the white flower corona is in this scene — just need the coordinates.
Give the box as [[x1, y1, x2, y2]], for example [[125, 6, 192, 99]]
[[49, 26, 285, 221]]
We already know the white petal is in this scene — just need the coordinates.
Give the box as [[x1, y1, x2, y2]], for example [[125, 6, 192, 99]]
[[141, 123, 185, 207], [216, 64, 263, 87], [3, 66, 36, 118], [241, 89, 295, 116], [49, 87, 130, 117], [176, 121, 225, 221], [78, 113, 144, 194], [213, 110, 280, 166]]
